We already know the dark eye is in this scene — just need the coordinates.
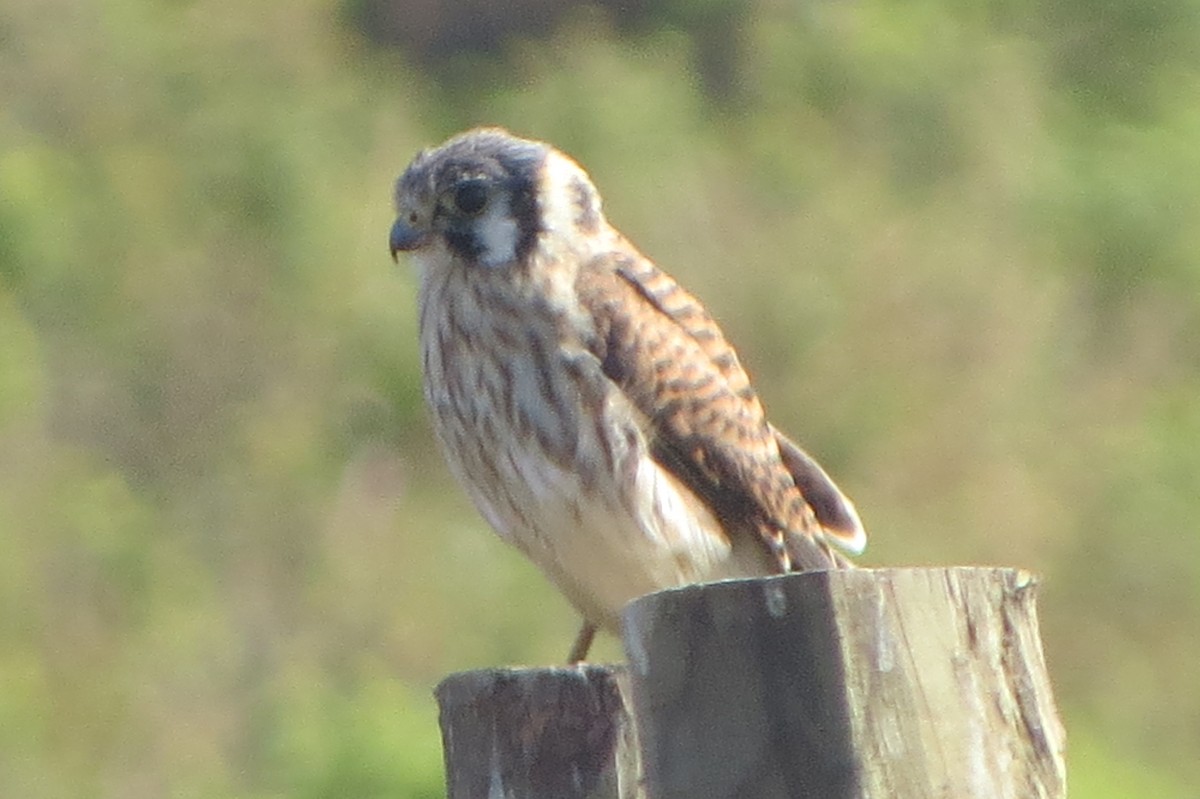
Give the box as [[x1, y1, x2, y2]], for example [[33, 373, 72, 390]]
[[452, 180, 489, 215]]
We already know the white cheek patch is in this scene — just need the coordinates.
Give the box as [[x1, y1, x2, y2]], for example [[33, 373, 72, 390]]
[[539, 152, 591, 238], [476, 196, 519, 267]]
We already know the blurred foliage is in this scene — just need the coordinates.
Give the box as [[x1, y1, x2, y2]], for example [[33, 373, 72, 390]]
[[1, 0, 1198, 796]]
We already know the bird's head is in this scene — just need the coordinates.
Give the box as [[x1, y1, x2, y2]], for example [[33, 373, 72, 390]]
[[390, 127, 605, 271]]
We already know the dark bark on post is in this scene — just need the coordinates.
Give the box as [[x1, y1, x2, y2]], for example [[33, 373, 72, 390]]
[[435, 665, 641, 799], [620, 567, 1067, 799]]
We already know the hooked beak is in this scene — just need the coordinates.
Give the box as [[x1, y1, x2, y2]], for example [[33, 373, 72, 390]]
[[389, 216, 429, 261]]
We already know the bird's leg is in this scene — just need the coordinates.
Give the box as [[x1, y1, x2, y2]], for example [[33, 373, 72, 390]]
[[566, 620, 597, 663]]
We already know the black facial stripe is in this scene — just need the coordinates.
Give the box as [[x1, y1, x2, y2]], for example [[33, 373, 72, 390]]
[[492, 149, 540, 261], [445, 226, 484, 260], [570, 175, 600, 233]]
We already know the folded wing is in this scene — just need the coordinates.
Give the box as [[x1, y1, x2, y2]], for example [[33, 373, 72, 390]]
[[575, 251, 866, 571]]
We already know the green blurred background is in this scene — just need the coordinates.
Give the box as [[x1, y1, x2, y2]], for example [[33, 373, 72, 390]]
[[2, 0, 1198, 796]]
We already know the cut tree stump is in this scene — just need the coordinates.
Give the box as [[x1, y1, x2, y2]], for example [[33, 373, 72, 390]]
[[622, 567, 1066, 799], [435, 665, 641, 799]]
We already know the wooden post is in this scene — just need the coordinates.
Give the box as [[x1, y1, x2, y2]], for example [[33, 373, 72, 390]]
[[435, 665, 641, 799], [620, 567, 1066, 799]]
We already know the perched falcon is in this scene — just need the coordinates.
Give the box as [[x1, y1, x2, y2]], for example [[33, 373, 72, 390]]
[[389, 128, 865, 661]]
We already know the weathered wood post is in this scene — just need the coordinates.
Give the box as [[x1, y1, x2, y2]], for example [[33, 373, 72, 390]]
[[434, 567, 1066, 799], [621, 567, 1066, 799], [436, 665, 641, 798]]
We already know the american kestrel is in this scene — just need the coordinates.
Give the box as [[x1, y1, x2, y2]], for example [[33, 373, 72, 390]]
[[389, 128, 865, 661]]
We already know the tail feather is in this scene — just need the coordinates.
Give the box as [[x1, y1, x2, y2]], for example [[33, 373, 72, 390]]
[[771, 425, 867, 556]]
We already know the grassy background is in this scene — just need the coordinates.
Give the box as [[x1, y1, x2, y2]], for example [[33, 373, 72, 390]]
[[2, 0, 1198, 796]]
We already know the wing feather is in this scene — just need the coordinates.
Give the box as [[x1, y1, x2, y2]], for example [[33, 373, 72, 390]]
[[576, 251, 865, 569]]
